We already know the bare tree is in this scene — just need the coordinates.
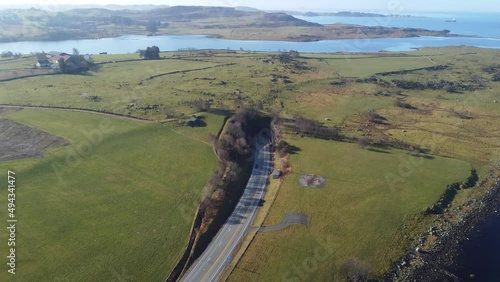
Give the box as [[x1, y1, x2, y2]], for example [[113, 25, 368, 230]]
[[190, 99, 211, 112], [294, 116, 321, 135], [356, 137, 370, 149]]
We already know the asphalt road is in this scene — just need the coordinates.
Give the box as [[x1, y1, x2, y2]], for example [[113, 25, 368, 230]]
[[181, 141, 272, 282]]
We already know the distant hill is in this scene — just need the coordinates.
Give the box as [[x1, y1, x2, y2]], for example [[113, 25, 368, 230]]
[[335, 11, 387, 17], [286, 10, 427, 18], [147, 6, 319, 27], [104, 4, 170, 11], [0, 4, 170, 11], [287, 10, 387, 17], [148, 6, 251, 19], [0, 5, 465, 43], [260, 12, 320, 27], [235, 6, 261, 12]]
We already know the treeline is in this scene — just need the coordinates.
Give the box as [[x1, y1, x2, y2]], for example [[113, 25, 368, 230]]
[[343, 76, 483, 93], [191, 108, 270, 265], [288, 115, 342, 141], [355, 132, 426, 153], [272, 50, 309, 73], [285, 113, 427, 154], [374, 65, 450, 76], [1, 51, 21, 58], [390, 79, 480, 92], [200, 107, 270, 220]]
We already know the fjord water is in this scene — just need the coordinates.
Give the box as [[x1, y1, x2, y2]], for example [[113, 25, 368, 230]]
[[2, 12, 498, 54], [0, 34, 499, 55], [453, 207, 500, 281]]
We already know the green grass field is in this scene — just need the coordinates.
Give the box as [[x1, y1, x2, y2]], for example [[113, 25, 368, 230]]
[[0, 109, 219, 281], [0, 51, 284, 119], [229, 135, 471, 281], [0, 56, 36, 70], [228, 47, 500, 281], [172, 111, 229, 143], [0, 46, 499, 281]]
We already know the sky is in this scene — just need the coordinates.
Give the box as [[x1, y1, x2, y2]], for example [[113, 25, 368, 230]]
[[0, 0, 498, 13]]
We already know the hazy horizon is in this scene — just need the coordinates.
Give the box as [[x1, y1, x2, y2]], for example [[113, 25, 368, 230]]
[[0, 0, 498, 13]]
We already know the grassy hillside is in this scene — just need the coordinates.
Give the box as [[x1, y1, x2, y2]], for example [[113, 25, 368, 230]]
[[0, 46, 499, 280], [226, 47, 500, 280], [229, 136, 470, 281], [0, 109, 219, 281]]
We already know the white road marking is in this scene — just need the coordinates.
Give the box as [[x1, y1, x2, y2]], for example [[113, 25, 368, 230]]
[[181, 143, 272, 282]]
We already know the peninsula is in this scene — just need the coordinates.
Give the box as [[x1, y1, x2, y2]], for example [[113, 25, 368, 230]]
[[0, 6, 461, 43]]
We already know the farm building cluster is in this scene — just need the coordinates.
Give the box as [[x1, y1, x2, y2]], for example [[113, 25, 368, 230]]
[[35, 51, 91, 69]]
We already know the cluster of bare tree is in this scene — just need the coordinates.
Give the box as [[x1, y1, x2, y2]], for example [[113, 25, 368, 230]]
[[293, 115, 342, 140], [363, 112, 387, 125], [189, 99, 212, 112], [1, 51, 20, 58], [276, 140, 289, 157], [217, 108, 259, 162], [356, 135, 424, 153], [201, 108, 265, 223], [272, 50, 309, 73]]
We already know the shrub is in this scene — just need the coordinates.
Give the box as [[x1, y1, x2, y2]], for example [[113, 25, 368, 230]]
[[356, 137, 370, 149], [1, 51, 13, 58], [363, 112, 387, 124], [394, 99, 416, 109], [190, 99, 211, 112]]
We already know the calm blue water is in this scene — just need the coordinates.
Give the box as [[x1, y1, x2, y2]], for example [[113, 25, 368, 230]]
[[0, 12, 498, 54], [453, 207, 500, 281], [0, 34, 499, 55]]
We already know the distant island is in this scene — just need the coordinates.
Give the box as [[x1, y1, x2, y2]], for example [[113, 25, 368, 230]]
[[0, 6, 462, 43], [286, 10, 429, 18]]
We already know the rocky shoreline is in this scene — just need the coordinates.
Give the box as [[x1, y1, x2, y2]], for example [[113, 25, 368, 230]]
[[387, 172, 500, 281]]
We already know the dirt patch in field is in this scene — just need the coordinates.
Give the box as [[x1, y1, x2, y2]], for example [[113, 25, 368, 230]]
[[0, 118, 68, 161], [0, 107, 21, 116], [298, 173, 327, 188]]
